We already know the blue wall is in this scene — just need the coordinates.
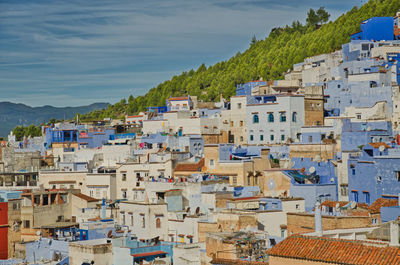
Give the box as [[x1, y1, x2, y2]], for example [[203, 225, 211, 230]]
[[352, 17, 395, 41]]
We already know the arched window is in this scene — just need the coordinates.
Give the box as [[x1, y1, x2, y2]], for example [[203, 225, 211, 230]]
[[156, 218, 161, 228], [268, 113, 274, 122], [253, 114, 259, 124]]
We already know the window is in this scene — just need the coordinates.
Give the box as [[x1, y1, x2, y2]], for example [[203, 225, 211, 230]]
[[210, 159, 214, 166], [268, 113, 274, 123], [248, 176, 251, 185], [24, 220, 30, 228], [253, 114, 259, 124], [240, 136, 243, 142], [351, 191, 359, 202], [156, 218, 161, 229], [254, 176, 258, 185], [130, 215, 134, 226], [396, 171, 400, 182], [280, 112, 286, 122], [296, 204, 300, 210], [281, 135, 285, 141], [352, 168, 356, 175], [122, 173, 127, 181], [260, 135, 264, 141], [237, 103, 242, 109], [270, 135, 274, 141], [122, 191, 127, 199], [142, 216, 145, 228], [308, 136, 313, 142], [122, 214, 126, 225], [364, 192, 370, 204], [250, 135, 254, 141], [230, 121, 234, 127], [281, 229, 286, 238], [340, 186, 348, 196], [232, 176, 237, 185], [13, 203, 19, 210], [356, 113, 361, 120], [292, 112, 297, 122], [240, 120, 243, 127]]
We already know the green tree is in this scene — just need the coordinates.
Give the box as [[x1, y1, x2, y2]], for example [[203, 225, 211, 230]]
[[317, 7, 330, 24], [251, 35, 257, 46], [306, 8, 319, 27]]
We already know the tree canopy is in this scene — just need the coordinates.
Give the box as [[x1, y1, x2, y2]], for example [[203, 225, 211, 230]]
[[69, 0, 400, 122]]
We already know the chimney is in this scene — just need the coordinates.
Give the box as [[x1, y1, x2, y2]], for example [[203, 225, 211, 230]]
[[390, 221, 399, 247], [315, 201, 322, 236]]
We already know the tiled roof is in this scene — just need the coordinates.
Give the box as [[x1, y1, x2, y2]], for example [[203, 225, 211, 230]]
[[267, 235, 400, 265], [368, 142, 390, 149], [174, 158, 204, 172], [321, 200, 348, 208], [73, 193, 99, 202], [211, 258, 268, 265], [369, 198, 398, 214]]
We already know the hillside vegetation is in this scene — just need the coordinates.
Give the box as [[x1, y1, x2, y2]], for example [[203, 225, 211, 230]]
[[65, 0, 400, 120]]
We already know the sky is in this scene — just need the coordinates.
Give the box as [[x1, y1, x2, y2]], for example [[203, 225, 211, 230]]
[[0, 0, 363, 107]]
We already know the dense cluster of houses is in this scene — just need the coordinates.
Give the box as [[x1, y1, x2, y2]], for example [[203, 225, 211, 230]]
[[1, 14, 400, 265]]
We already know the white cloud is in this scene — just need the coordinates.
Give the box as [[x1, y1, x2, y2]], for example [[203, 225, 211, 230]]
[[0, 0, 360, 106]]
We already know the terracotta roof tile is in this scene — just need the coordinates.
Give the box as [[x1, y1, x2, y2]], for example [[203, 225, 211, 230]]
[[368, 142, 390, 149], [369, 198, 398, 214], [267, 235, 400, 265], [174, 158, 204, 172], [321, 200, 348, 208]]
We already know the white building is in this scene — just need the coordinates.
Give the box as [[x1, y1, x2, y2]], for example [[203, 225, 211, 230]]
[[246, 94, 305, 144]]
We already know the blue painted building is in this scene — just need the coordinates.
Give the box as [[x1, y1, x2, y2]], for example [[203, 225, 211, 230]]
[[351, 17, 394, 41], [79, 219, 125, 241], [284, 158, 338, 212], [381, 204, 400, 223], [0, 190, 22, 202], [112, 236, 176, 264], [341, 119, 393, 152], [348, 143, 400, 205], [44, 124, 115, 149], [24, 238, 69, 264], [236, 80, 267, 96]]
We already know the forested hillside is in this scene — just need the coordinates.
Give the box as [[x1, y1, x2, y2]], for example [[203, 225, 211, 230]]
[[71, 0, 400, 120]]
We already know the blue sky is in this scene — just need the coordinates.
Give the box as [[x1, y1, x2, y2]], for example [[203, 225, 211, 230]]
[[0, 0, 362, 107]]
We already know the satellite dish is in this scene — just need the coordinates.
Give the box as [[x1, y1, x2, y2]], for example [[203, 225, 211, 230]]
[[107, 230, 113, 238], [379, 145, 386, 152], [309, 166, 316, 174], [36, 231, 41, 236], [350, 201, 357, 209], [268, 179, 275, 190], [290, 161, 295, 168], [335, 203, 340, 209], [283, 161, 289, 168], [314, 155, 321, 163], [366, 126, 371, 131]]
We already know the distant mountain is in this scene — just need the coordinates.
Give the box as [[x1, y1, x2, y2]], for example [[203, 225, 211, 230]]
[[0, 102, 109, 136]]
